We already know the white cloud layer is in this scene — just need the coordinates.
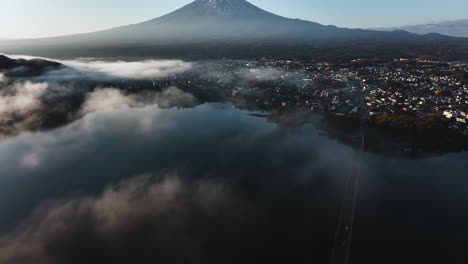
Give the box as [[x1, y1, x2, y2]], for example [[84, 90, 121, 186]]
[[79, 86, 197, 116], [0, 82, 48, 116], [0, 53, 198, 139], [62, 59, 191, 79], [0, 82, 51, 139], [79, 88, 148, 114], [3, 54, 192, 79]]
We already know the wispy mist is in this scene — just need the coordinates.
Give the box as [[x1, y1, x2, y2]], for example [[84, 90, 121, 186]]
[[61, 59, 192, 79], [0, 174, 237, 264]]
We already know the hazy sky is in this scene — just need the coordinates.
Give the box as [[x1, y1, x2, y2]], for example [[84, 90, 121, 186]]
[[1, 0, 467, 39]]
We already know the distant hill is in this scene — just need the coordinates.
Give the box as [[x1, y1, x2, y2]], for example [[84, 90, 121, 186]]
[[0, 55, 63, 77], [374, 19, 468, 38], [1, 0, 467, 59]]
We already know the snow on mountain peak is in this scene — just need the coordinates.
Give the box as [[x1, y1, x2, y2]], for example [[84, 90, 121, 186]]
[[192, 0, 260, 14]]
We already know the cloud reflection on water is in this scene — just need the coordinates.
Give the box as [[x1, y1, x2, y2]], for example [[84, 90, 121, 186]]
[[0, 103, 358, 263]]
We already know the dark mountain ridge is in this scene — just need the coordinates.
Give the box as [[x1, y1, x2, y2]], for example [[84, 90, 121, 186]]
[[0, 55, 63, 77], [374, 19, 468, 38]]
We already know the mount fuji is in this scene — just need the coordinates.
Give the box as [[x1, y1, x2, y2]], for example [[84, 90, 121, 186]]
[[0, 0, 466, 59]]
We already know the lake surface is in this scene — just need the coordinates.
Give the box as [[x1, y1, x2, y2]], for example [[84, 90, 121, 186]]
[[0, 103, 467, 264]]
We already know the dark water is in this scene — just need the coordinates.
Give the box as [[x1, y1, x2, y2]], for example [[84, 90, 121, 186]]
[[0, 103, 467, 264]]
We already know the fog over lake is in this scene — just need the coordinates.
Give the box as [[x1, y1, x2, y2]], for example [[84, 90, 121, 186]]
[[0, 55, 467, 264], [0, 102, 467, 264]]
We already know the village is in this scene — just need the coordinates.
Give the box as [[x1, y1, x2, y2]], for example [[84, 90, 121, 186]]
[[220, 58, 468, 135]]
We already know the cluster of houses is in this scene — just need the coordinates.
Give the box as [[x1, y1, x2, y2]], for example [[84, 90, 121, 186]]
[[356, 59, 467, 134], [212, 59, 467, 135], [132, 58, 467, 134]]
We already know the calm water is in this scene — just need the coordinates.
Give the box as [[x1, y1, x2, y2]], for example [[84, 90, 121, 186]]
[[0, 103, 467, 264]]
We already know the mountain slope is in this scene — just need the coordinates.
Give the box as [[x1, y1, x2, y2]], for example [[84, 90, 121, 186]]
[[0, 0, 466, 59], [375, 19, 468, 38], [107, 0, 419, 42]]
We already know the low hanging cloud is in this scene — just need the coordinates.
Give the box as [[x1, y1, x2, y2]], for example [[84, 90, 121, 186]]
[[0, 82, 198, 139], [0, 174, 238, 264], [0, 82, 47, 114], [0, 82, 50, 138], [62, 59, 192, 79], [79, 86, 198, 115], [154, 86, 198, 108], [0, 53, 318, 140], [3, 54, 192, 80], [79, 88, 150, 114], [241, 67, 290, 81], [0, 54, 200, 139], [19, 149, 44, 168]]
